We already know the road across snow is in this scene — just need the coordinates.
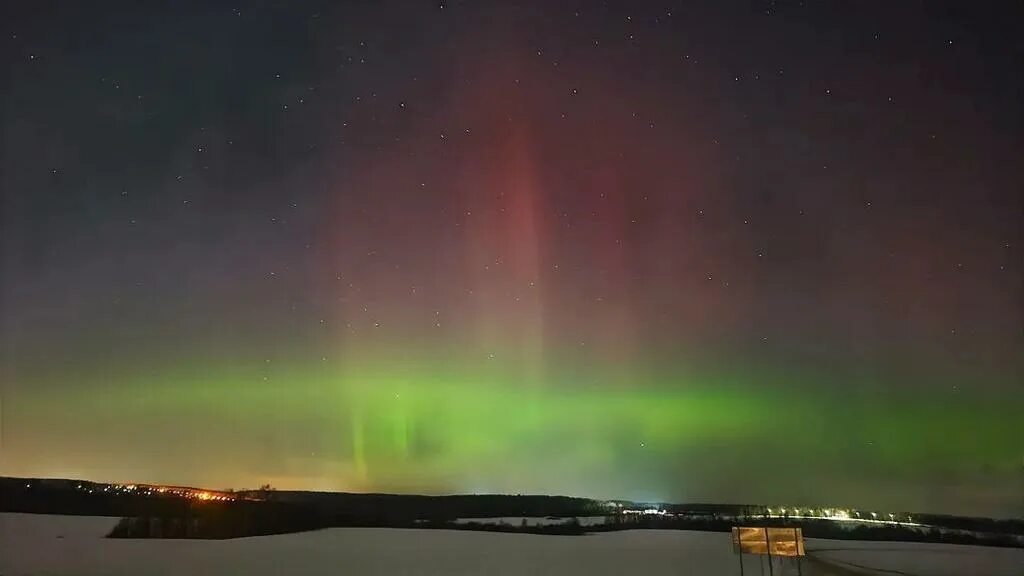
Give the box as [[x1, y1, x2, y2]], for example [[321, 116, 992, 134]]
[[452, 515, 610, 526], [1, 513, 1021, 575]]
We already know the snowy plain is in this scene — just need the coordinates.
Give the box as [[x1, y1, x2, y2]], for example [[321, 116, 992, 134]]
[[1, 512, 1021, 576]]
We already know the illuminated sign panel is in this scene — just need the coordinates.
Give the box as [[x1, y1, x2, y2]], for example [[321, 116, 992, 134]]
[[731, 527, 805, 557]]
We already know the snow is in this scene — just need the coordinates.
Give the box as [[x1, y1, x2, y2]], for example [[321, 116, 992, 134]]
[[805, 539, 1024, 576], [1, 512, 1021, 575]]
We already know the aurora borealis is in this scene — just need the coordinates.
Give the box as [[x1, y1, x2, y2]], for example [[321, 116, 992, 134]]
[[1, 2, 1021, 517]]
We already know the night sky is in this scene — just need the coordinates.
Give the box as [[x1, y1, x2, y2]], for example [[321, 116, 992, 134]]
[[2, 1, 1021, 517]]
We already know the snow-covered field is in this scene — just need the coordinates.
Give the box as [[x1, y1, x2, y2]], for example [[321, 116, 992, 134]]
[[1, 512, 1021, 575]]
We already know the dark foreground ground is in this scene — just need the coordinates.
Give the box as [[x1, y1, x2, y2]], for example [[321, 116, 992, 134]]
[[4, 513, 1024, 576]]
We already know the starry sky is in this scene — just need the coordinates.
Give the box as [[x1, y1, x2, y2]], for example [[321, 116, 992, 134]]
[[1, 1, 1021, 517]]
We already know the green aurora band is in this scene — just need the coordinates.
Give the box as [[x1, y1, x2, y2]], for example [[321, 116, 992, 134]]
[[6, 352, 1020, 515]]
